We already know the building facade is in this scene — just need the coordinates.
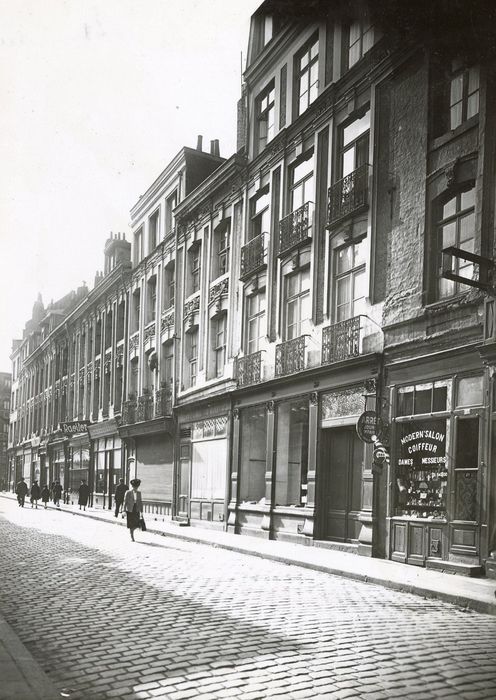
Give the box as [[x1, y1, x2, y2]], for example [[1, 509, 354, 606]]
[[8, 0, 496, 576], [0, 372, 11, 490]]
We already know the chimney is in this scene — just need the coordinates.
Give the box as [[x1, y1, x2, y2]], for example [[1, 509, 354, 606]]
[[196, 135, 203, 151], [210, 139, 220, 157]]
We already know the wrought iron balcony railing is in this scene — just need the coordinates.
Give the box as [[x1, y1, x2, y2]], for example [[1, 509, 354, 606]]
[[235, 351, 262, 387], [240, 233, 267, 281], [137, 393, 154, 422], [322, 315, 383, 364], [121, 399, 136, 425], [327, 164, 370, 226], [275, 336, 307, 377], [154, 388, 173, 417], [278, 202, 312, 257]]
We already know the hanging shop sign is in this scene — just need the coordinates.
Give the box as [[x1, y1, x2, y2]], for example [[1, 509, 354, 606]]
[[373, 446, 388, 465], [59, 421, 90, 436], [356, 410, 384, 443]]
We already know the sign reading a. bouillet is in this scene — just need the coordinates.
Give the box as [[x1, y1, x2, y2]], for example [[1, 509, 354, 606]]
[[59, 421, 90, 435]]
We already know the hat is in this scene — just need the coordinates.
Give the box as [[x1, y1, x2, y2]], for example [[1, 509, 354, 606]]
[[130, 478, 141, 487]]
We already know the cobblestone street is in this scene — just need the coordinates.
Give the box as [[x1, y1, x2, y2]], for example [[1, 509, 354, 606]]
[[1, 499, 495, 700]]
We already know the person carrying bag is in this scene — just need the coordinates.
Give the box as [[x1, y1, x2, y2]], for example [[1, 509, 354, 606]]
[[122, 478, 144, 542]]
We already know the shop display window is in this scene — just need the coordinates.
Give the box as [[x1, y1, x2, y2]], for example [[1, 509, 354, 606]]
[[395, 418, 448, 519], [239, 405, 267, 504], [274, 397, 309, 506]]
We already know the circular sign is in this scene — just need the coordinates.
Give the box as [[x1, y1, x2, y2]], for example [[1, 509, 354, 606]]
[[356, 410, 383, 443], [373, 446, 388, 464]]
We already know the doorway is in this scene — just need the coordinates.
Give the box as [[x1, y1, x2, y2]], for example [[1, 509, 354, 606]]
[[318, 426, 363, 542]]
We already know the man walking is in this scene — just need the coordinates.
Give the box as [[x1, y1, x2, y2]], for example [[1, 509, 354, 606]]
[[30, 480, 41, 508], [52, 480, 62, 509], [15, 477, 28, 507], [114, 478, 128, 517]]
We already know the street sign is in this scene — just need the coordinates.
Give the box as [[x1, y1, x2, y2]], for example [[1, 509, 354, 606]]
[[356, 410, 383, 443]]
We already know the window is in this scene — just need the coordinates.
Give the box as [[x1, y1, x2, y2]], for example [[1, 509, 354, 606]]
[[133, 227, 143, 266], [163, 262, 175, 310], [284, 267, 311, 340], [339, 109, 370, 178], [187, 329, 198, 387], [397, 381, 449, 417], [289, 152, 314, 212], [295, 34, 319, 117], [245, 290, 266, 354], [188, 243, 202, 295], [436, 186, 475, 299], [213, 222, 230, 279], [148, 211, 159, 253], [132, 290, 140, 333], [275, 397, 309, 506], [256, 81, 275, 152], [239, 405, 267, 503], [334, 238, 366, 321], [250, 188, 270, 240], [449, 64, 479, 131], [346, 19, 374, 69], [165, 191, 177, 238], [147, 277, 157, 323], [161, 340, 174, 386], [213, 315, 227, 378]]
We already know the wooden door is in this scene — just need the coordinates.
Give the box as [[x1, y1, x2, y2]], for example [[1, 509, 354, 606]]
[[319, 426, 363, 542]]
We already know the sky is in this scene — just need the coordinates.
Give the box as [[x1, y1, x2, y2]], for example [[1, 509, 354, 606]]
[[0, 0, 261, 372]]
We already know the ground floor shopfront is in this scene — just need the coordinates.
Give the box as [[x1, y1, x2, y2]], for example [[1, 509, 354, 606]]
[[385, 343, 494, 575], [227, 355, 386, 555]]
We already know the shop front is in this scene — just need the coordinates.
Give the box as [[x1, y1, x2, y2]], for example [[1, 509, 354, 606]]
[[89, 420, 123, 510], [387, 361, 487, 574], [67, 434, 91, 505], [48, 437, 68, 491]]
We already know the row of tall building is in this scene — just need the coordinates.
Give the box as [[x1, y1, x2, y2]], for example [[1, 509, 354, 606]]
[[7, 0, 496, 577]]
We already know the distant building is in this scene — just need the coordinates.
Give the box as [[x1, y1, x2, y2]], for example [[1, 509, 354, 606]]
[[0, 372, 11, 489]]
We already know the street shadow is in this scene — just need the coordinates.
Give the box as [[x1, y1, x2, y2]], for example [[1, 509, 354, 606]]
[[0, 514, 305, 700]]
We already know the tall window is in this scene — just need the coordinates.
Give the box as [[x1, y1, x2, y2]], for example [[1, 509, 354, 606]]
[[239, 405, 267, 503], [165, 191, 177, 238], [161, 340, 174, 386], [275, 397, 309, 506], [334, 238, 367, 321], [133, 227, 143, 266], [213, 222, 230, 279], [188, 244, 201, 295], [213, 315, 227, 378], [246, 291, 266, 354], [250, 188, 270, 240], [163, 262, 175, 310], [449, 65, 479, 131], [147, 277, 157, 323], [132, 290, 140, 333], [347, 19, 374, 69], [187, 330, 199, 387], [295, 34, 319, 117], [289, 152, 314, 212], [436, 186, 475, 299], [285, 267, 311, 340], [256, 81, 275, 152], [339, 110, 370, 178], [148, 211, 159, 253]]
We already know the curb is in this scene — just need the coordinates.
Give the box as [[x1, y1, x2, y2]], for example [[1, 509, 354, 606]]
[[2, 494, 496, 617]]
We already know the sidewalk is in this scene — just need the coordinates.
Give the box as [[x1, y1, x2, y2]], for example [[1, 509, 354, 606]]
[[2, 492, 496, 617]]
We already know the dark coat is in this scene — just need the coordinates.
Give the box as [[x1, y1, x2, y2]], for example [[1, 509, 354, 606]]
[[78, 483, 90, 506], [41, 487, 50, 503], [52, 483, 63, 499], [30, 483, 41, 499], [114, 482, 128, 504], [15, 480, 28, 496]]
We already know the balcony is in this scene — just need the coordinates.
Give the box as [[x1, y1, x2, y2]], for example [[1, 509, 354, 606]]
[[137, 393, 154, 422], [235, 351, 262, 387], [278, 202, 312, 257], [322, 315, 383, 364], [275, 336, 307, 377], [121, 399, 136, 425], [154, 387, 173, 417], [240, 233, 267, 281], [327, 164, 370, 226]]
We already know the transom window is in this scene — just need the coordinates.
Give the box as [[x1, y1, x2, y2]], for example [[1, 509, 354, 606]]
[[397, 381, 449, 417], [246, 290, 266, 355], [340, 110, 370, 178], [347, 19, 374, 69], [295, 34, 319, 117], [334, 237, 366, 322], [290, 152, 314, 212], [256, 81, 275, 151], [285, 267, 311, 340], [437, 186, 475, 299], [449, 65, 479, 130]]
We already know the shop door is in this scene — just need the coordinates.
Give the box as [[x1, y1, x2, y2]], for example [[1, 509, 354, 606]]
[[176, 442, 191, 519], [319, 426, 363, 542], [105, 450, 114, 510]]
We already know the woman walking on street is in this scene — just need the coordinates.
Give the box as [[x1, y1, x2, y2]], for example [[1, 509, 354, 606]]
[[52, 480, 62, 508], [15, 477, 28, 507], [30, 480, 41, 508], [41, 485, 50, 509], [122, 478, 143, 542], [78, 480, 90, 511]]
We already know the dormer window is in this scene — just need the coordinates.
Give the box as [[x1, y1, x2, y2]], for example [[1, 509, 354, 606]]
[[449, 63, 479, 130], [346, 18, 374, 70]]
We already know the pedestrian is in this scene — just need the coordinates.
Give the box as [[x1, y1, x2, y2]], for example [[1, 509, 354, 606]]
[[113, 478, 128, 518], [41, 484, 50, 509], [122, 478, 143, 542], [15, 477, 28, 507], [52, 480, 62, 508], [78, 480, 90, 511], [30, 480, 41, 509]]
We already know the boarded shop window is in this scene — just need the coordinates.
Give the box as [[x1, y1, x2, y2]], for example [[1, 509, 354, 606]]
[[191, 439, 227, 500], [239, 405, 267, 503], [274, 397, 309, 506], [456, 375, 483, 407]]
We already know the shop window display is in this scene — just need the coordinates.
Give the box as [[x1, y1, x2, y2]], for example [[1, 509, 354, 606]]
[[239, 405, 267, 503], [274, 397, 309, 506]]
